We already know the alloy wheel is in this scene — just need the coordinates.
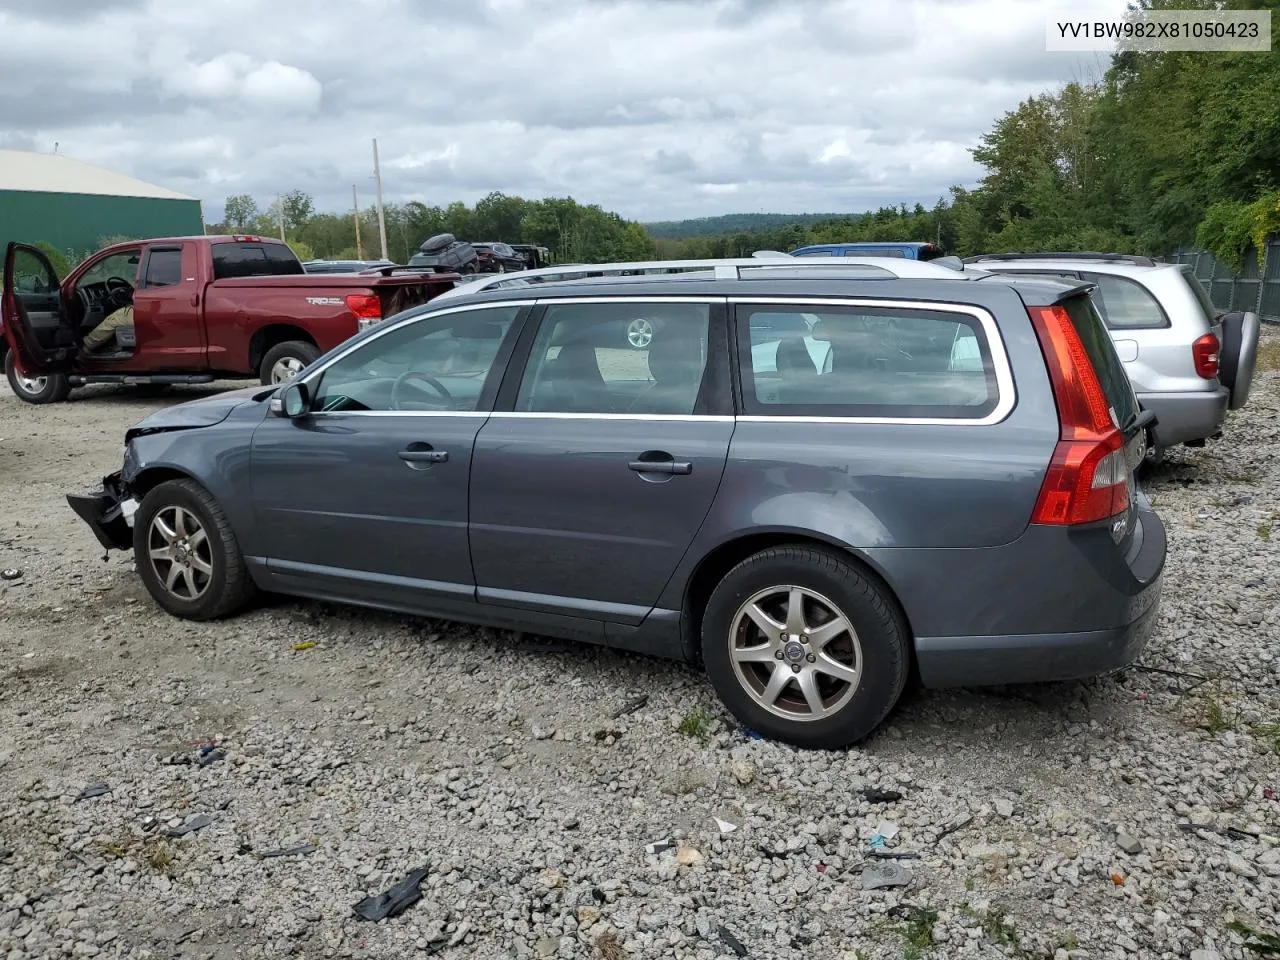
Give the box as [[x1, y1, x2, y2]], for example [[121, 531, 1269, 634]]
[[270, 357, 306, 383], [728, 585, 863, 722], [15, 370, 48, 395], [627, 318, 654, 349], [147, 505, 214, 601]]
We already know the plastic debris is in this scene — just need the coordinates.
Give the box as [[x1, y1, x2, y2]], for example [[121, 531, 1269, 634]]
[[713, 817, 738, 834], [255, 843, 317, 859], [0, 568, 22, 581], [75, 782, 111, 801], [291, 641, 317, 652], [1265, 787, 1275, 801], [862, 861, 912, 890], [645, 839, 675, 855], [352, 864, 430, 921], [815, 863, 828, 873], [197, 746, 226, 767], [1110, 871, 1125, 886], [611, 695, 649, 719], [861, 788, 903, 804], [163, 814, 215, 837], [718, 925, 748, 957], [740, 726, 764, 741], [868, 820, 899, 849], [868, 850, 921, 860]]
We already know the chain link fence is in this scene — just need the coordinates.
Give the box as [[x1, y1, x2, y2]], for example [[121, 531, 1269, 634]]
[[1166, 240, 1280, 323]]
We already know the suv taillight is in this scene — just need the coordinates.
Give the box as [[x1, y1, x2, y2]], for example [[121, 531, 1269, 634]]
[[345, 293, 382, 331], [1192, 332, 1220, 379], [1027, 304, 1131, 526]]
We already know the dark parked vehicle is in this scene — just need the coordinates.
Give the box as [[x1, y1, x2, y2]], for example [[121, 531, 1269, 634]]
[[407, 234, 477, 274], [302, 259, 396, 274], [470, 242, 527, 273], [66, 256, 1165, 748], [511, 244, 553, 270]]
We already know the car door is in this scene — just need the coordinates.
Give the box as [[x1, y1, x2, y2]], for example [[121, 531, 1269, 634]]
[[250, 302, 528, 611], [2, 242, 75, 374], [468, 297, 735, 625], [127, 243, 207, 370]]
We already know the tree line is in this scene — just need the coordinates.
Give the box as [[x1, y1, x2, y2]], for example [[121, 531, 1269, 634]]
[[212, 191, 658, 266]]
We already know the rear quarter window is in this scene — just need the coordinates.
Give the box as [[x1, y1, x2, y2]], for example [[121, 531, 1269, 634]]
[[211, 243, 305, 279], [737, 304, 1001, 420], [1084, 273, 1167, 329]]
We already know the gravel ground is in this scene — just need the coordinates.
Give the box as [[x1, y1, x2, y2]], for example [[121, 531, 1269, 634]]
[[1, 332, 1278, 960]]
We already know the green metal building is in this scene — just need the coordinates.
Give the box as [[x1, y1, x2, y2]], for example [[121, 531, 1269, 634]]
[[0, 149, 204, 260]]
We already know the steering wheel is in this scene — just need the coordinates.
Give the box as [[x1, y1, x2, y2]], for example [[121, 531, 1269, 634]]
[[390, 371, 454, 410], [103, 276, 133, 309]]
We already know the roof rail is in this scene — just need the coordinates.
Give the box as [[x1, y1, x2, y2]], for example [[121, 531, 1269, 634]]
[[964, 251, 1157, 268], [458, 256, 975, 288]]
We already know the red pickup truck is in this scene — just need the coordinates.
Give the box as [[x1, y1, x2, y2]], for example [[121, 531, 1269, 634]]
[[1, 235, 458, 404]]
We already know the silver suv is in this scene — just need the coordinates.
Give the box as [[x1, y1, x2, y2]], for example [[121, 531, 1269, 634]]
[[966, 253, 1261, 463]]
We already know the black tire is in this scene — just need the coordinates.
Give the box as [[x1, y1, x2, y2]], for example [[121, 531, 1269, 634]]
[[259, 340, 320, 386], [701, 545, 909, 749], [133, 479, 255, 621], [4, 351, 71, 404]]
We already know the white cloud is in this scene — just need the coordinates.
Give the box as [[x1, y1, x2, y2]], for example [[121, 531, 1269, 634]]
[[0, 0, 1131, 222]]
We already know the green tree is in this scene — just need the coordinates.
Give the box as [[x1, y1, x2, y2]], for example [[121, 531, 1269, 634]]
[[223, 194, 258, 231], [280, 190, 315, 234]]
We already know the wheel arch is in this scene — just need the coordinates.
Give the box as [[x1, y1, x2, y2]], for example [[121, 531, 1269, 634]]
[[679, 529, 916, 665], [247, 324, 316, 375], [129, 465, 203, 499]]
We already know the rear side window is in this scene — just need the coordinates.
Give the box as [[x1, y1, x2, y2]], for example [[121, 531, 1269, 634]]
[[1084, 273, 1166, 329], [211, 243, 305, 279], [842, 248, 907, 258], [1061, 294, 1139, 428], [737, 304, 999, 419], [142, 248, 182, 287]]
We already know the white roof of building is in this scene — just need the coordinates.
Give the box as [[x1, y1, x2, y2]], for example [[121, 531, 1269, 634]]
[[0, 149, 196, 201]]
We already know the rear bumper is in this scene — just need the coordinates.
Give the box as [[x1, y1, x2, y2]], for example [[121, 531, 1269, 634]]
[[1137, 387, 1228, 447], [893, 503, 1167, 688], [66, 473, 135, 551]]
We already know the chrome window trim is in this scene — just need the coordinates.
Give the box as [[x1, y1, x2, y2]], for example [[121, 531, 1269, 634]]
[[729, 296, 1015, 426]]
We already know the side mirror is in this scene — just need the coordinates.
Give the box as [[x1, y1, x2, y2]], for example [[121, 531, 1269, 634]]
[[272, 381, 311, 418]]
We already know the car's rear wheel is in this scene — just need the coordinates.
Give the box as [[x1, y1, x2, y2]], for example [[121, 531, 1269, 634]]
[[260, 340, 320, 386], [701, 545, 909, 749], [5, 352, 71, 404], [133, 479, 256, 621]]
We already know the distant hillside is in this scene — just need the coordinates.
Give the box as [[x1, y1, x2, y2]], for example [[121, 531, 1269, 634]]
[[644, 212, 860, 240]]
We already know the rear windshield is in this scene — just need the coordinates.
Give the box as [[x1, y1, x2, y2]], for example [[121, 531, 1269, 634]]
[[211, 243, 305, 279], [1061, 294, 1139, 429]]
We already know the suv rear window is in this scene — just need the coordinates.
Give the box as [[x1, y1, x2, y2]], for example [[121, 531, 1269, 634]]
[[1060, 293, 1139, 429], [737, 304, 999, 419], [211, 243, 305, 279]]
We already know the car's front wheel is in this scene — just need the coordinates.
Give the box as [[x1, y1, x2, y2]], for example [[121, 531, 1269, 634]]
[[133, 479, 256, 620], [701, 545, 909, 749], [5, 352, 71, 404]]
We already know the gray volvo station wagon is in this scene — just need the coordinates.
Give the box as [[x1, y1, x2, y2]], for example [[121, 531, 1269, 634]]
[[67, 257, 1166, 748]]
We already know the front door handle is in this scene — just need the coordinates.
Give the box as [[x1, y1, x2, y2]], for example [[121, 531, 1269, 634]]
[[628, 453, 692, 476], [399, 442, 448, 468]]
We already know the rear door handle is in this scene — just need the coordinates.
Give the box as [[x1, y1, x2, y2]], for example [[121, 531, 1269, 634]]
[[399, 442, 448, 468], [628, 456, 692, 476]]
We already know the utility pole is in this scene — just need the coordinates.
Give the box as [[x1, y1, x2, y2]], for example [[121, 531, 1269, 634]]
[[372, 138, 388, 261], [352, 184, 364, 260], [276, 193, 286, 241]]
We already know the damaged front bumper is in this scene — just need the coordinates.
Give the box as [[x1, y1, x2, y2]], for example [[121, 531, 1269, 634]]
[[66, 472, 138, 551]]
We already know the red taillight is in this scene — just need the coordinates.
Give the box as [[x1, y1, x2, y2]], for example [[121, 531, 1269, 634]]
[[1028, 305, 1131, 526], [1192, 332, 1220, 379], [344, 293, 381, 320]]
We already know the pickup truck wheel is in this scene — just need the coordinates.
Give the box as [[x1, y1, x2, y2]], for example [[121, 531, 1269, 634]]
[[260, 341, 320, 386], [5, 352, 71, 404], [133, 479, 256, 621], [701, 545, 909, 749]]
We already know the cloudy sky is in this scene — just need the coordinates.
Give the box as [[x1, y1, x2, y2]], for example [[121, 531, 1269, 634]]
[[0, 0, 1125, 224]]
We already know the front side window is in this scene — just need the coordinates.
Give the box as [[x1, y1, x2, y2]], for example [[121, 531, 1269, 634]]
[[739, 303, 999, 419], [311, 305, 522, 413], [516, 301, 711, 415], [1084, 273, 1166, 329], [80, 251, 141, 287]]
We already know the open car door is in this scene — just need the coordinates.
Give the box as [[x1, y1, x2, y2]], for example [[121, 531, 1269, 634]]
[[2, 242, 76, 375]]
